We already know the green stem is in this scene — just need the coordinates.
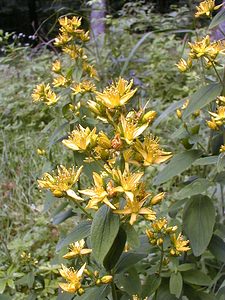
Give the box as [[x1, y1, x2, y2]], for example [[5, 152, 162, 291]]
[[154, 246, 164, 300], [71, 198, 93, 219], [111, 281, 118, 300], [211, 61, 223, 85]]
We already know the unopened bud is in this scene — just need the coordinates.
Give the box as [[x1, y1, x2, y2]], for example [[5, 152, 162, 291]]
[[111, 134, 123, 150], [77, 288, 85, 296], [157, 238, 164, 246], [176, 109, 182, 119], [150, 192, 165, 205], [100, 275, 113, 284], [96, 279, 101, 285], [142, 110, 157, 124]]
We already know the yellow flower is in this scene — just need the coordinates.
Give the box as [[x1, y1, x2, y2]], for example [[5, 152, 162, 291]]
[[38, 165, 83, 198], [62, 45, 84, 59], [114, 196, 156, 225], [207, 106, 225, 130], [52, 60, 61, 73], [63, 240, 92, 259], [59, 263, 85, 294], [58, 16, 82, 35], [195, 0, 223, 18], [79, 172, 116, 209], [32, 83, 59, 105], [53, 75, 68, 87], [54, 33, 72, 47], [95, 77, 137, 109], [188, 35, 224, 61], [120, 115, 149, 145], [112, 164, 144, 201], [62, 126, 97, 151], [170, 233, 190, 256], [83, 62, 98, 79], [71, 81, 96, 95], [135, 136, 172, 166], [37, 148, 46, 156], [151, 218, 168, 232], [220, 145, 225, 152], [175, 58, 192, 72]]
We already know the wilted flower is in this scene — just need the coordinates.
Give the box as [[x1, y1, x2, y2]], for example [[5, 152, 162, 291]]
[[63, 240, 92, 259], [195, 0, 223, 18], [59, 264, 85, 293], [95, 77, 137, 109], [32, 83, 59, 105], [135, 136, 172, 166], [62, 126, 97, 151], [38, 165, 83, 198]]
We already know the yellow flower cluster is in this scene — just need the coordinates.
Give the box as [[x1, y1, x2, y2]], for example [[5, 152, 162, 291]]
[[207, 106, 225, 130], [195, 0, 222, 18], [32, 83, 59, 105], [176, 35, 225, 72], [79, 163, 165, 225], [146, 218, 190, 256]]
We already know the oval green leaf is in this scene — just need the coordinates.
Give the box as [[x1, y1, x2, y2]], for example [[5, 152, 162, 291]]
[[183, 195, 216, 256], [91, 205, 120, 264], [174, 178, 210, 200], [183, 84, 222, 119], [209, 8, 225, 29], [169, 272, 183, 298], [153, 150, 202, 185]]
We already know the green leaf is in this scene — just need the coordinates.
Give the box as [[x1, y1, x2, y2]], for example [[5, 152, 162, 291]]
[[209, 8, 225, 29], [177, 263, 195, 272], [169, 272, 183, 298], [116, 268, 141, 296], [91, 205, 120, 264], [184, 285, 216, 300], [56, 220, 92, 251], [115, 252, 147, 273], [193, 156, 218, 166], [56, 292, 74, 300], [74, 286, 109, 300], [122, 223, 140, 249], [182, 270, 211, 286], [103, 226, 127, 270], [52, 208, 75, 225], [183, 84, 222, 119], [142, 275, 161, 297], [153, 150, 202, 185], [208, 234, 225, 263], [174, 178, 210, 200], [217, 152, 225, 172], [0, 279, 6, 294], [183, 195, 216, 256]]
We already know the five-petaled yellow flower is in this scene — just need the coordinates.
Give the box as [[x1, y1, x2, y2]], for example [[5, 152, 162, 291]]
[[207, 106, 225, 129], [38, 165, 83, 198], [135, 136, 172, 166], [120, 115, 149, 145], [112, 164, 144, 201], [32, 83, 59, 105], [79, 172, 116, 210], [95, 77, 137, 109], [114, 196, 156, 225], [170, 233, 190, 256], [195, 0, 223, 18], [62, 126, 97, 151], [63, 240, 92, 259], [59, 263, 85, 293]]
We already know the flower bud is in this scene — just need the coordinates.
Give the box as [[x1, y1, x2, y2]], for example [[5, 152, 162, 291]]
[[150, 192, 165, 205], [77, 288, 85, 296], [157, 238, 164, 246], [176, 109, 182, 119], [142, 110, 157, 124], [100, 275, 113, 284]]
